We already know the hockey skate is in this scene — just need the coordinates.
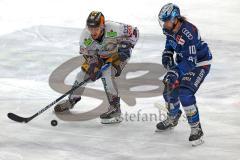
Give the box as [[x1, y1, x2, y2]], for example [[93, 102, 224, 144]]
[[156, 110, 182, 131], [54, 97, 81, 113], [189, 123, 204, 146], [100, 97, 122, 124]]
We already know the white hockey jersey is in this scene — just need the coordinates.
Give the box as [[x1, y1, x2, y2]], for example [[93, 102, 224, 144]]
[[79, 20, 139, 60]]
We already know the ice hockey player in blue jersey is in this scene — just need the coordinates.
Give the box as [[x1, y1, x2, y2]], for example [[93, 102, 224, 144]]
[[156, 3, 212, 146]]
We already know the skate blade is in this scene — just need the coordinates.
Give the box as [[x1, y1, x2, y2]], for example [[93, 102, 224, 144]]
[[155, 127, 173, 132], [101, 116, 122, 124], [191, 137, 204, 147]]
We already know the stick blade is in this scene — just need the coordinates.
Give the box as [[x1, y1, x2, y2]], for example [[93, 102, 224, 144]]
[[7, 113, 28, 123]]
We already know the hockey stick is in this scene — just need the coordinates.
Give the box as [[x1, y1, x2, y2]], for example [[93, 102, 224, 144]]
[[165, 67, 171, 110], [164, 68, 180, 113], [166, 83, 171, 110], [7, 63, 111, 123], [7, 78, 90, 123]]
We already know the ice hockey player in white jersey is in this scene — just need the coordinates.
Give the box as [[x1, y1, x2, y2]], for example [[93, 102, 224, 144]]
[[54, 11, 139, 124]]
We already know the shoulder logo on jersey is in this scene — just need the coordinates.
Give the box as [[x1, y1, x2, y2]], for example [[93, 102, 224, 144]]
[[84, 38, 93, 46], [182, 28, 193, 40], [106, 29, 117, 38], [176, 35, 185, 45], [124, 25, 133, 36]]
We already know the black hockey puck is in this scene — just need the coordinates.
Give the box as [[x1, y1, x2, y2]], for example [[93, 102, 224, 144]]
[[51, 120, 58, 126]]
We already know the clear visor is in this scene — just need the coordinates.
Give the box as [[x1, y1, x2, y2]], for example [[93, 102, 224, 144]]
[[88, 26, 101, 33], [158, 18, 165, 28]]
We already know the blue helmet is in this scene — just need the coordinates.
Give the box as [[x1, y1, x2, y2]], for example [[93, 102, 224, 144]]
[[158, 3, 181, 29]]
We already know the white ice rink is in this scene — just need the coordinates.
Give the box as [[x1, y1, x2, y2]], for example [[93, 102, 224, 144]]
[[0, 0, 240, 160]]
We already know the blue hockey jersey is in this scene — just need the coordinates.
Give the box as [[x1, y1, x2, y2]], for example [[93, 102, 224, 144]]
[[163, 21, 212, 75]]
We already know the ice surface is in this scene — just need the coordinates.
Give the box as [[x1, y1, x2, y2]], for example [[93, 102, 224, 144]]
[[0, 0, 240, 160]]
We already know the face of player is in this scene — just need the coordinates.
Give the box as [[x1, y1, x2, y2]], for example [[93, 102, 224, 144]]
[[88, 26, 103, 40], [163, 20, 174, 30], [159, 18, 177, 31]]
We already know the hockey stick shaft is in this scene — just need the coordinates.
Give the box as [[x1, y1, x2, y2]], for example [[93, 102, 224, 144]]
[[8, 78, 90, 123], [165, 67, 171, 109], [8, 63, 111, 123]]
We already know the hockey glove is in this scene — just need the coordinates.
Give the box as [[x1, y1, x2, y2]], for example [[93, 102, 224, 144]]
[[163, 70, 180, 89], [162, 50, 175, 69], [118, 41, 132, 62]]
